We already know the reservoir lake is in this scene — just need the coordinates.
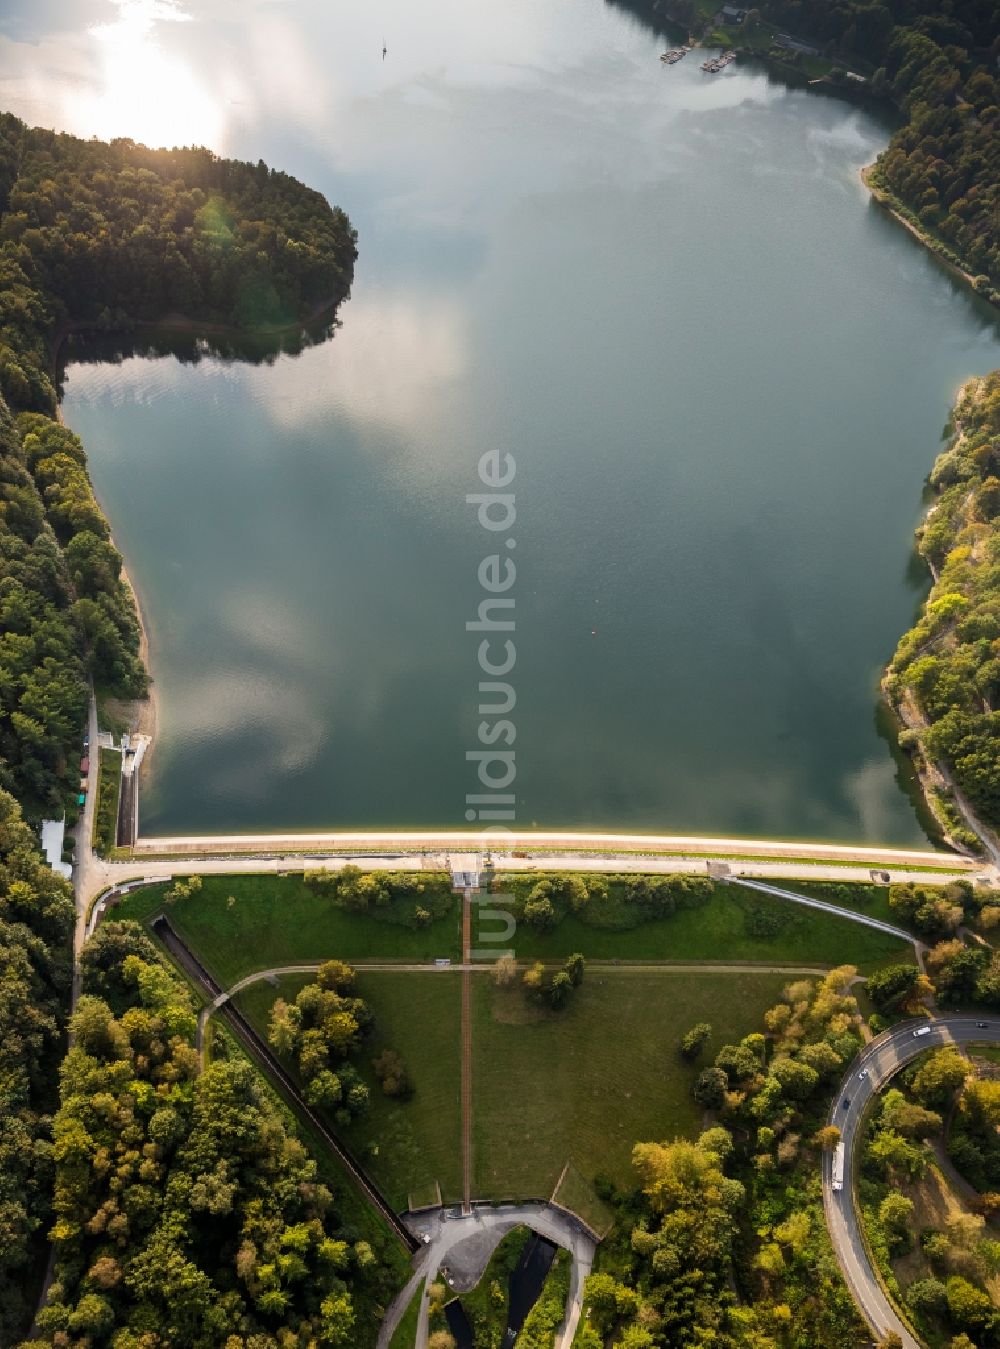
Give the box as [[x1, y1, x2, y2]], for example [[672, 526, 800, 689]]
[[4, 0, 999, 839]]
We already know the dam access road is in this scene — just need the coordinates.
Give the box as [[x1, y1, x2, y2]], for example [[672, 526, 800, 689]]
[[75, 823, 993, 949], [72, 796, 995, 963]]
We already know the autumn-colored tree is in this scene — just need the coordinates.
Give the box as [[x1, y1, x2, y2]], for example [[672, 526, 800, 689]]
[[493, 953, 518, 986], [814, 1124, 841, 1151]]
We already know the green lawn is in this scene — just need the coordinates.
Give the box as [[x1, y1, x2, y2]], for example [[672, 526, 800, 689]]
[[476, 884, 912, 972], [113, 872, 462, 986], [552, 1163, 615, 1237], [471, 968, 791, 1200], [967, 1042, 1000, 1067], [233, 969, 463, 1211], [773, 880, 901, 930]]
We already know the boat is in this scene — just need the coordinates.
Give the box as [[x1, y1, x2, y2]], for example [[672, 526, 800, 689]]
[[660, 47, 689, 64], [701, 50, 736, 72]]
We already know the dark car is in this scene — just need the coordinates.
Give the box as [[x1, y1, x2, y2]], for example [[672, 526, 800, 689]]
[[841, 1098, 851, 1110]]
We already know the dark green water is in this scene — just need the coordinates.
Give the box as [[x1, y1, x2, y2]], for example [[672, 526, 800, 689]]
[[7, 0, 1000, 840]]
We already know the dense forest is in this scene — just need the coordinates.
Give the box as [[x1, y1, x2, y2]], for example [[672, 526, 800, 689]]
[[0, 401, 146, 820], [0, 112, 358, 415], [886, 374, 1000, 842], [612, 0, 998, 294], [0, 788, 75, 1345], [577, 937, 1000, 1347], [21, 921, 400, 1348]]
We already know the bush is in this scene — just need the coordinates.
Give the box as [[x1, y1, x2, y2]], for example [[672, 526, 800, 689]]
[[680, 1022, 712, 1060], [907, 1277, 948, 1317], [693, 1066, 728, 1109], [744, 905, 788, 938], [372, 1049, 412, 1099]]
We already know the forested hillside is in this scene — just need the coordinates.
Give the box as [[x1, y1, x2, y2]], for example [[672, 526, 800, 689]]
[[0, 110, 357, 824], [21, 922, 400, 1349], [0, 400, 145, 820], [0, 789, 74, 1345], [613, 0, 998, 295], [887, 373, 1000, 841], [0, 111, 358, 414]]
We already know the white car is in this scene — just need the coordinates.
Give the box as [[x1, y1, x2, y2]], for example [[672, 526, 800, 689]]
[[913, 1026, 931, 1038]]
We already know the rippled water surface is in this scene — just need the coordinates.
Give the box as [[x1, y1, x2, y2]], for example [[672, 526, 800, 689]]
[[5, 0, 999, 839]]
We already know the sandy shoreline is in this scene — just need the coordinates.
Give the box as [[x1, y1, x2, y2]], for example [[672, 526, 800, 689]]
[[118, 557, 158, 756], [859, 163, 986, 300]]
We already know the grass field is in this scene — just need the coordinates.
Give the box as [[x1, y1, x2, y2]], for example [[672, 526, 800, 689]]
[[552, 1163, 615, 1237], [234, 969, 463, 1210], [471, 967, 791, 1198], [131, 874, 907, 1222], [475, 884, 912, 972], [774, 880, 902, 930], [967, 1042, 1000, 1067], [113, 873, 462, 985]]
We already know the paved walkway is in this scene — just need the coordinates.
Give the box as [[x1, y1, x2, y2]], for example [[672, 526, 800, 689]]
[[461, 892, 473, 1215], [195, 960, 842, 1053], [376, 1267, 425, 1349], [75, 849, 993, 935], [72, 697, 102, 975]]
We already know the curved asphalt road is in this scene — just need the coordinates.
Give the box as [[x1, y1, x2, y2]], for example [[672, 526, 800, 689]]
[[824, 1015, 1000, 1349], [377, 1204, 597, 1349]]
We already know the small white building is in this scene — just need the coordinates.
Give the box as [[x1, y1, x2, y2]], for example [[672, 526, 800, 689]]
[[449, 853, 481, 890], [41, 819, 73, 879]]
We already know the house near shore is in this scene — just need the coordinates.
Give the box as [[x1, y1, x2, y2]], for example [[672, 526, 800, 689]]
[[720, 6, 748, 24]]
